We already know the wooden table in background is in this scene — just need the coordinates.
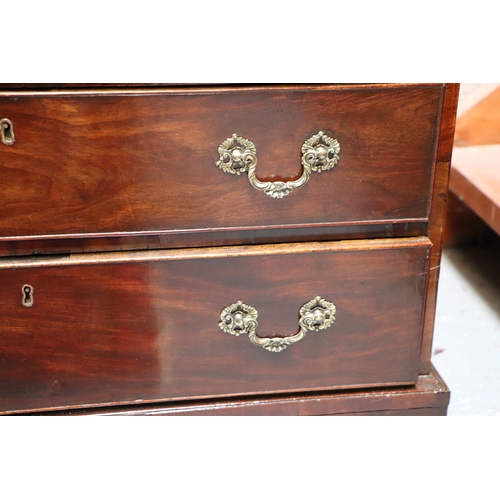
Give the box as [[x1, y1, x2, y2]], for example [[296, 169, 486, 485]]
[[445, 84, 500, 244]]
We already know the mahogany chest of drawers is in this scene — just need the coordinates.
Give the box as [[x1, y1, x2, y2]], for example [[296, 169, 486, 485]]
[[0, 84, 459, 415]]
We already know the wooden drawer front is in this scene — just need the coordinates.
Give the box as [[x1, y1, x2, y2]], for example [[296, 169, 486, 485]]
[[0, 238, 429, 414], [0, 85, 442, 245]]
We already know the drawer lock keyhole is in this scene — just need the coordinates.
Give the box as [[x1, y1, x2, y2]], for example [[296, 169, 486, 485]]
[[1, 118, 15, 145], [22, 285, 34, 307]]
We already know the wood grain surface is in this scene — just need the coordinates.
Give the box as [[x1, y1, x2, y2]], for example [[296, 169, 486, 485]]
[[447, 84, 500, 237], [454, 87, 500, 146], [36, 364, 449, 416], [0, 238, 430, 414], [0, 83, 457, 416], [0, 84, 442, 247], [418, 83, 459, 374], [449, 145, 500, 235]]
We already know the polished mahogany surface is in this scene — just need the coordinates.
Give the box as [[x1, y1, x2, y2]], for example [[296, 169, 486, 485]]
[[419, 83, 460, 374], [0, 84, 442, 245], [35, 365, 450, 416], [0, 238, 429, 414], [0, 83, 459, 416]]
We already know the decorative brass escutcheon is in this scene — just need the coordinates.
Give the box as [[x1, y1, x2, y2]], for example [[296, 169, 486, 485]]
[[216, 132, 340, 198], [219, 296, 336, 352], [1, 118, 15, 145]]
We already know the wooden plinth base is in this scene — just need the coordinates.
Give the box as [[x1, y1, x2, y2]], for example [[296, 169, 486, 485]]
[[41, 364, 449, 416]]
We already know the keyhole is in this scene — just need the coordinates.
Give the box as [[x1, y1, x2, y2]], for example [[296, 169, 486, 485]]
[[1, 118, 15, 145], [22, 284, 34, 307]]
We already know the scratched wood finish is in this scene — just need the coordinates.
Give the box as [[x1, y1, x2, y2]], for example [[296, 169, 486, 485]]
[[35, 365, 449, 416], [0, 84, 442, 245], [0, 238, 429, 414]]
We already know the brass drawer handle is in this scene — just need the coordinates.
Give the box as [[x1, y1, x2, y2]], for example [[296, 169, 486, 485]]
[[216, 132, 340, 198], [219, 296, 336, 352]]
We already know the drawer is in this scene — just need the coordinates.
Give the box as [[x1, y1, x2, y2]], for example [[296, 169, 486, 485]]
[[0, 237, 430, 414], [0, 84, 442, 249]]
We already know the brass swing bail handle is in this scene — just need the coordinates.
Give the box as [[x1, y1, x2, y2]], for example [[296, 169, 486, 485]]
[[216, 131, 340, 198], [219, 296, 336, 352]]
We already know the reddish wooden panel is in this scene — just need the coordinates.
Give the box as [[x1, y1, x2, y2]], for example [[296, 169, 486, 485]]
[[419, 83, 459, 374], [0, 85, 442, 244], [38, 365, 449, 416], [450, 145, 500, 236], [454, 86, 500, 146], [0, 238, 429, 414]]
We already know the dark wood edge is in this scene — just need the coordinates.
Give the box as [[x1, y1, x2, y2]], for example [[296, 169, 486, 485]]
[[419, 83, 460, 374], [337, 407, 448, 416], [435, 84, 461, 164], [0, 222, 429, 258], [27, 365, 449, 416], [0, 83, 444, 95], [0, 219, 428, 242], [0, 236, 432, 269]]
